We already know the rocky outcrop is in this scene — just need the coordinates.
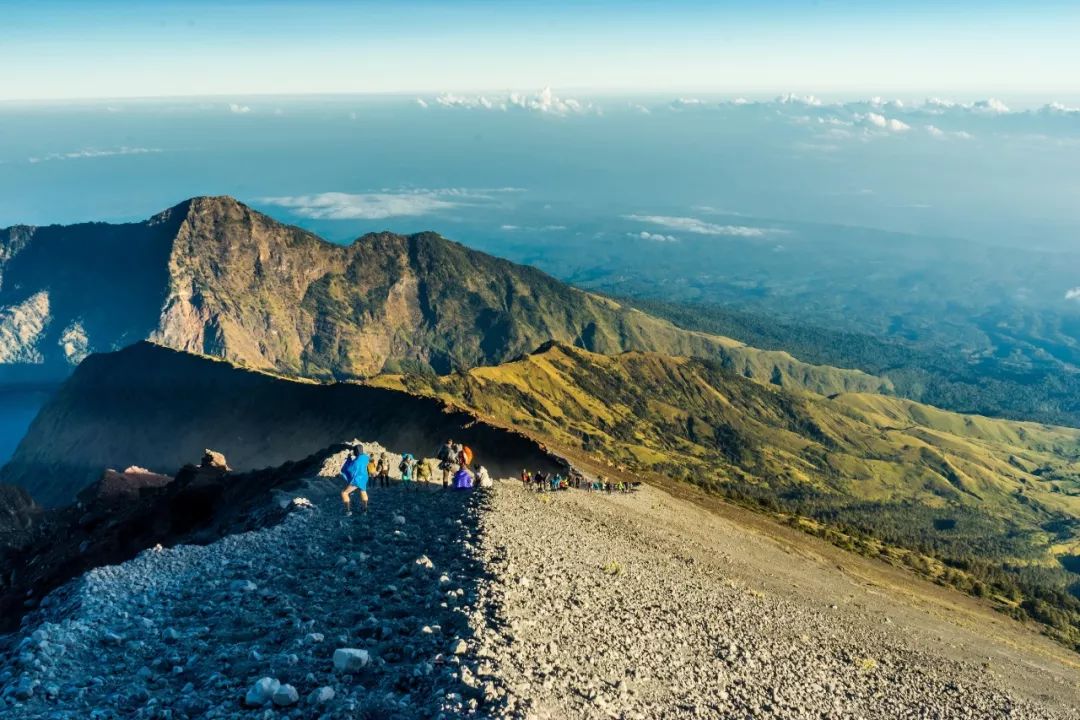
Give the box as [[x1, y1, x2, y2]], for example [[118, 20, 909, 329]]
[[76, 466, 173, 505], [0, 208, 181, 381], [0, 196, 889, 395], [0, 485, 37, 552], [0, 444, 346, 633], [0, 342, 567, 507]]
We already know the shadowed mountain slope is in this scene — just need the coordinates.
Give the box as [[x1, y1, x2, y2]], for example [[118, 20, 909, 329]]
[[0, 197, 888, 396], [0, 342, 565, 508]]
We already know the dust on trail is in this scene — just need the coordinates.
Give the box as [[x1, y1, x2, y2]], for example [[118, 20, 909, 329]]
[[473, 481, 1080, 720]]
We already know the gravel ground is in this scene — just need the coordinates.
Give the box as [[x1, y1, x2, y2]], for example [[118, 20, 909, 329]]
[[0, 468, 503, 719], [473, 481, 1080, 720], [2, 466, 1078, 719]]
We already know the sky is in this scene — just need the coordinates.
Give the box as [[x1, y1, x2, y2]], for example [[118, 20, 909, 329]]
[[2, 1, 1079, 101]]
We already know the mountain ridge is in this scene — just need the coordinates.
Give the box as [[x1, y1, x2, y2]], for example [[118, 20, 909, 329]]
[[0, 196, 889, 397]]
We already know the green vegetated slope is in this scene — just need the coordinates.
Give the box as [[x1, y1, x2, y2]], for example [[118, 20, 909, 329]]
[[626, 297, 1080, 430], [371, 342, 1080, 649]]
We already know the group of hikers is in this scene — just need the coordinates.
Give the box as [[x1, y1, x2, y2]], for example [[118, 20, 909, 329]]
[[339, 439, 492, 515], [340, 438, 638, 514], [519, 468, 639, 494]]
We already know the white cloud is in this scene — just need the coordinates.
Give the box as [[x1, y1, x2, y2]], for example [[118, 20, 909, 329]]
[[922, 97, 1010, 115], [625, 214, 777, 238], [28, 146, 162, 163], [860, 112, 909, 133], [228, 103, 252, 114], [259, 187, 522, 220], [972, 98, 1010, 114], [776, 93, 823, 107], [1066, 287, 1080, 301], [429, 87, 592, 116], [1042, 101, 1080, 115], [500, 223, 567, 232], [415, 98, 428, 109], [670, 98, 707, 110], [629, 231, 677, 242], [925, 124, 973, 140]]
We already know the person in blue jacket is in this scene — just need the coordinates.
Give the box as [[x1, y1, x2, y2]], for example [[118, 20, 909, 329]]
[[339, 445, 370, 515]]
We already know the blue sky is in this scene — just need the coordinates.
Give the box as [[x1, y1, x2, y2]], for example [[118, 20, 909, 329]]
[[2, 1, 1079, 101]]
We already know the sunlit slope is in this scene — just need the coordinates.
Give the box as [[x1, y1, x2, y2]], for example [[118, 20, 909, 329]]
[[372, 342, 1080, 560]]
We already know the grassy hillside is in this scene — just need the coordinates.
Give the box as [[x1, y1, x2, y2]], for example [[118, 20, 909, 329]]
[[626, 297, 1080, 429], [371, 343, 1080, 649]]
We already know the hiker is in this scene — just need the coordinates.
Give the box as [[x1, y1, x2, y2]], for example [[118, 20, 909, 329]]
[[417, 458, 432, 486], [437, 439, 455, 489], [339, 446, 370, 515], [457, 444, 473, 469], [367, 454, 378, 488], [377, 453, 391, 488], [453, 466, 474, 490], [533, 470, 546, 493], [399, 453, 417, 490], [477, 465, 493, 488], [521, 469, 530, 488]]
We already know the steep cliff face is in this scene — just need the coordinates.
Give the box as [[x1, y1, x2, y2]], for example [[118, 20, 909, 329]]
[[0, 342, 565, 507], [0, 208, 181, 380], [0, 196, 888, 395]]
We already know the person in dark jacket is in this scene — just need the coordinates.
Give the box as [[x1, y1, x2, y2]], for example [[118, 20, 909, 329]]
[[339, 446, 370, 515], [436, 439, 455, 489]]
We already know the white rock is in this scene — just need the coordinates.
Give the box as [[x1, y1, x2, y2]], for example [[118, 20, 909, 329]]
[[245, 677, 280, 707], [333, 647, 371, 672], [231, 580, 258, 593], [272, 684, 299, 706], [308, 686, 336, 704], [304, 632, 324, 644], [393, 514, 406, 525], [451, 639, 468, 655]]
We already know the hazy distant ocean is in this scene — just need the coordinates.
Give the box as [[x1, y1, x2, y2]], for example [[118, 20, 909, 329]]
[[0, 387, 54, 464], [1, 93, 1078, 463]]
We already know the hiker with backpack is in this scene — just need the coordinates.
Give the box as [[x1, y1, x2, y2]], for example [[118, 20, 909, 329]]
[[436, 439, 455, 489], [417, 459, 432, 486], [399, 453, 417, 490], [377, 453, 391, 488], [339, 445, 371, 515]]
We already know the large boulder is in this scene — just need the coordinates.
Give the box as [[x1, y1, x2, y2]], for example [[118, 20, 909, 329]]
[[77, 467, 172, 505], [333, 648, 371, 672], [200, 450, 230, 471]]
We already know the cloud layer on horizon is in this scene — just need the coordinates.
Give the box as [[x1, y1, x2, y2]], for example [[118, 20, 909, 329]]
[[625, 214, 777, 238], [27, 146, 163, 164], [424, 87, 594, 116], [259, 188, 521, 220]]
